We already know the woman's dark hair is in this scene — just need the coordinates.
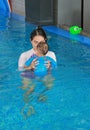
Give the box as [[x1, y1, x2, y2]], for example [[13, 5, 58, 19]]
[[30, 26, 47, 42]]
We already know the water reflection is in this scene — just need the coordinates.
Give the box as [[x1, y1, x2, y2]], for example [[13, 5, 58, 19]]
[[20, 73, 55, 119]]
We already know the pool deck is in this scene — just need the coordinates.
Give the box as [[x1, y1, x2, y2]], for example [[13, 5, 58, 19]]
[[43, 26, 90, 46]]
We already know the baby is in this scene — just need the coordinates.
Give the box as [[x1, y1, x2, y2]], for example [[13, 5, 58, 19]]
[[24, 41, 57, 76]]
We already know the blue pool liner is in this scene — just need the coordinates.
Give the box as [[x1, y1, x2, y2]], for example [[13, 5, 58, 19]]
[[43, 25, 90, 46]]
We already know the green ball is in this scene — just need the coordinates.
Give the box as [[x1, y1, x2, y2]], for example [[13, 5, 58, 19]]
[[70, 26, 82, 34]]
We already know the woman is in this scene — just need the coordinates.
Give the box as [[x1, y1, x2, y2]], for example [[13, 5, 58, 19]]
[[18, 26, 57, 71]]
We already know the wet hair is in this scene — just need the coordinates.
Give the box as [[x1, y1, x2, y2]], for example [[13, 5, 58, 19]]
[[30, 26, 47, 42], [37, 41, 48, 55]]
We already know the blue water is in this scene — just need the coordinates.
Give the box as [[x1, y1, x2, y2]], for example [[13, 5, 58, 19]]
[[0, 16, 90, 130]]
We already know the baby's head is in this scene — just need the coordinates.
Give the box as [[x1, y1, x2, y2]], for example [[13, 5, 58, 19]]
[[36, 41, 48, 56]]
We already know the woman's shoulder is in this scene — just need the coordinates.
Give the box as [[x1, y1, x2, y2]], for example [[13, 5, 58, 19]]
[[47, 51, 55, 55], [46, 51, 57, 62], [21, 49, 34, 56], [21, 49, 34, 57]]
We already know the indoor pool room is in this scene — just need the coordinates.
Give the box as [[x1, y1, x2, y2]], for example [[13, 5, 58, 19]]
[[0, 0, 90, 130]]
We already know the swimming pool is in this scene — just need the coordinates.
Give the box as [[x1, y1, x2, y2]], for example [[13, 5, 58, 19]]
[[0, 16, 90, 130]]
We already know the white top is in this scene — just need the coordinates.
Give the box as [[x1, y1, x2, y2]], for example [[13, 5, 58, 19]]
[[18, 48, 57, 70]]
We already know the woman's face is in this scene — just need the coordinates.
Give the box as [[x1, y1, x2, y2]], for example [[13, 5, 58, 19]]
[[31, 35, 45, 50]]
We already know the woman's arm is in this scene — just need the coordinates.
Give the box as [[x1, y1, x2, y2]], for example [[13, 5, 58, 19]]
[[18, 53, 26, 71]]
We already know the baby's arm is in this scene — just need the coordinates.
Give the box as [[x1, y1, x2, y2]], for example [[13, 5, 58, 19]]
[[24, 58, 38, 70]]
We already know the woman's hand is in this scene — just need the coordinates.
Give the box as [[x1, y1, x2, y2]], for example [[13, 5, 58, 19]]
[[45, 60, 51, 69], [30, 59, 37, 70]]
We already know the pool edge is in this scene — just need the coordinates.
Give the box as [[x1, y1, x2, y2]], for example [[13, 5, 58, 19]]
[[43, 25, 90, 46]]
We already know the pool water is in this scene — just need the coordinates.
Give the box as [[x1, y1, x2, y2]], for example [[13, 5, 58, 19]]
[[0, 16, 90, 130]]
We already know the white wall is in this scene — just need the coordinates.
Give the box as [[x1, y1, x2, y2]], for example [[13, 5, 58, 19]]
[[83, 0, 90, 32], [58, 0, 81, 27], [11, 0, 25, 16]]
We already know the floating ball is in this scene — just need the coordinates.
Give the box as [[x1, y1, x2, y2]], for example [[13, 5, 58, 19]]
[[70, 26, 82, 34]]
